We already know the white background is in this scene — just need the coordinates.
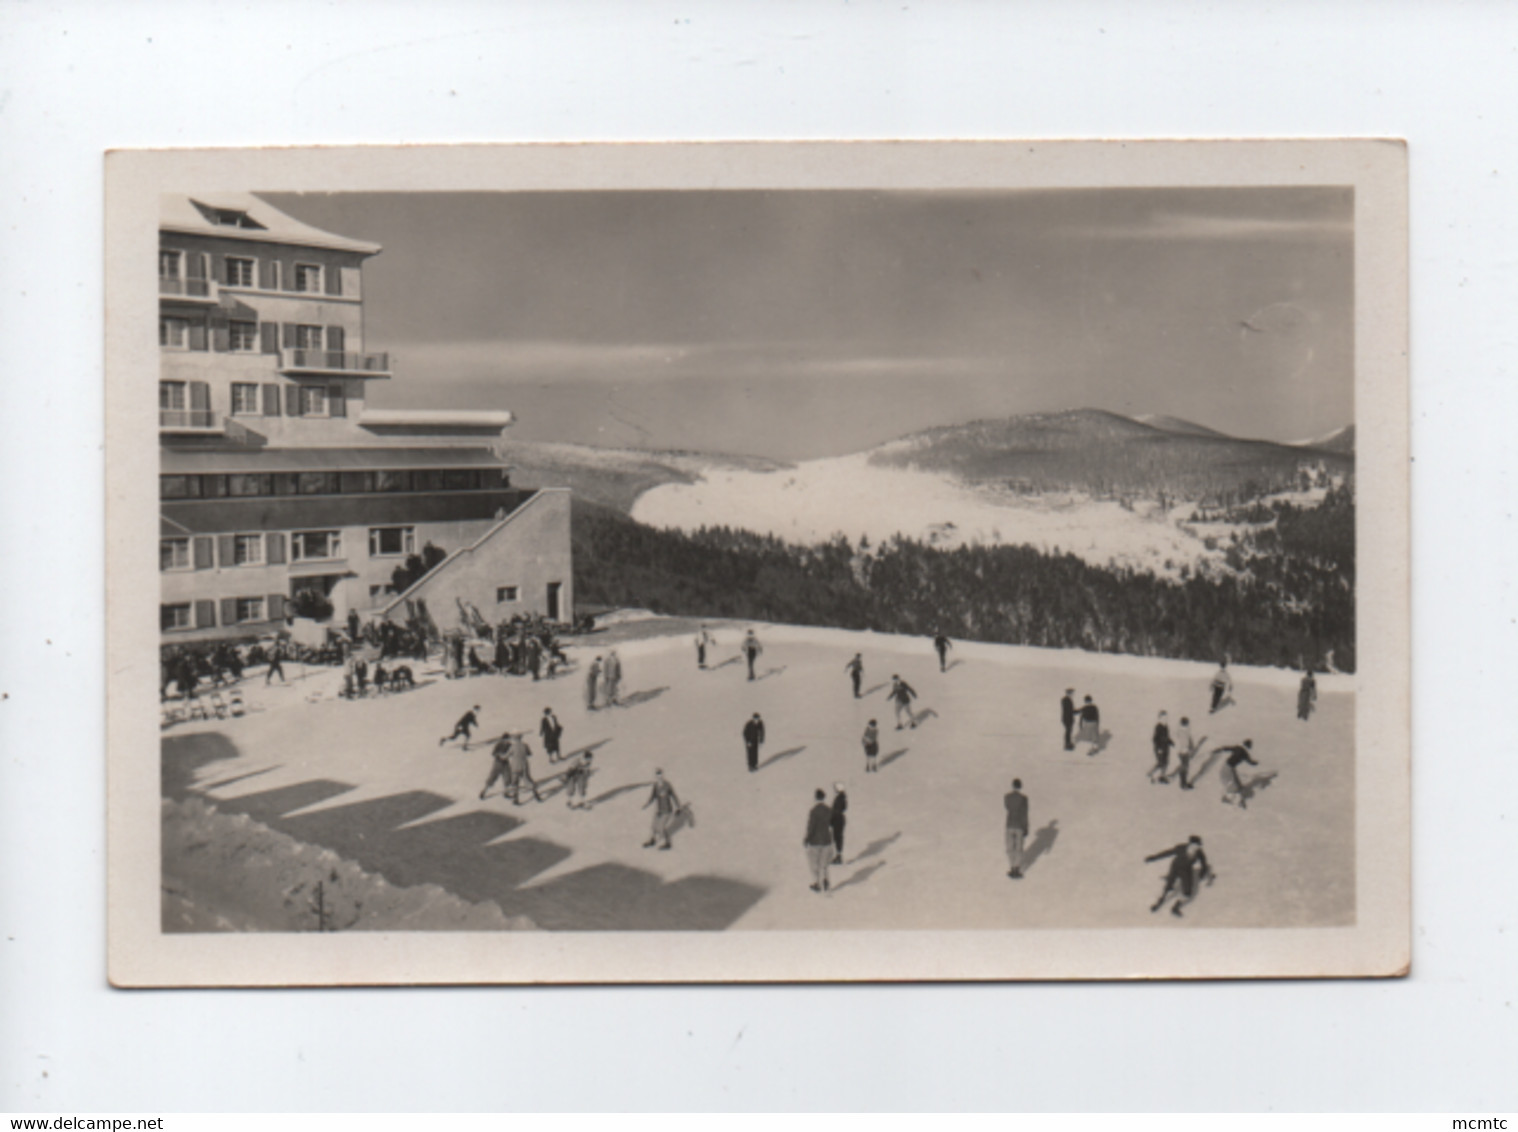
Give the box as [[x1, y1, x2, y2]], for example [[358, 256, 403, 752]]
[[1, 0, 1515, 1113]]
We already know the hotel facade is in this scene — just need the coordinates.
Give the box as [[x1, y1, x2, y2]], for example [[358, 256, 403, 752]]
[[158, 194, 572, 643]]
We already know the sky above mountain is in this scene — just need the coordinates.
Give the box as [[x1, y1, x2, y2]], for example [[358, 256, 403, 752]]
[[265, 187, 1353, 462]]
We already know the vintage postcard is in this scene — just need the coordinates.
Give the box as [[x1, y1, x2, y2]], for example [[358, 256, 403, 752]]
[[106, 141, 1409, 985]]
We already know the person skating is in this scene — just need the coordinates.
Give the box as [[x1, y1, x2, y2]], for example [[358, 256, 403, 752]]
[[804, 788, 834, 893], [862, 719, 880, 773], [1209, 659, 1233, 714], [695, 626, 713, 670], [1148, 711, 1177, 784], [440, 705, 482, 749], [642, 769, 682, 850], [845, 653, 864, 699], [505, 733, 543, 805], [743, 712, 766, 773], [1076, 695, 1101, 754], [888, 674, 918, 730], [1060, 688, 1077, 751], [933, 630, 953, 672], [585, 656, 602, 711], [1298, 668, 1318, 721], [265, 641, 286, 685], [562, 752, 594, 809], [1004, 778, 1030, 878], [742, 629, 762, 681], [539, 706, 564, 762], [1146, 835, 1213, 917], [1174, 716, 1198, 789], [603, 649, 623, 707], [1218, 739, 1260, 808], [830, 782, 848, 865], [478, 733, 514, 799]]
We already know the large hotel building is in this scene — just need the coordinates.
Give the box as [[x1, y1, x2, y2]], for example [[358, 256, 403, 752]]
[[158, 193, 572, 642]]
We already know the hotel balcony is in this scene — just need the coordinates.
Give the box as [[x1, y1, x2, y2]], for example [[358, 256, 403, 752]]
[[158, 275, 219, 303], [280, 349, 392, 378], [159, 409, 225, 434]]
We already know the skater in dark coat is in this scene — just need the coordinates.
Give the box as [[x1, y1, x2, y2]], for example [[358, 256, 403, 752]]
[[829, 783, 848, 864], [1004, 778, 1030, 878], [1076, 695, 1101, 753], [845, 653, 864, 698], [478, 734, 514, 799], [1147, 835, 1213, 917], [1060, 689, 1077, 751], [1148, 711, 1177, 784], [804, 789, 834, 892], [440, 705, 482, 749], [265, 642, 286, 685], [932, 631, 953, 672], [642, 770, 682, 850], [1297, 669, 1318, 720], [743, 712, 766, 772], [505, 734, 542, 805], [1218, 740, 1260, 808], [862, 719, 880, 773], [539, 707, 564, 762], [888, 675, 918, 730]]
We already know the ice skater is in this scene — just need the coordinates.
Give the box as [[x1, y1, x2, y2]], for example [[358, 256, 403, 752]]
[[1146, 835, 1214, 917], [562, 751, 594, 809], [933, 630, 953, 672], [1298, 668, 1318, 721], [1209, 659, 1233, 714], [478, 733, 515, 799], [742, 629, 763, 681], [1174, 716, 1198, 789], [1004, 778, 1030, 879], [830, 782, 848, 864], [440, 705, 482, 749], [1218, 739, 1260, 808], [804, 788, 834, 893], [862, 719, 880, 773], [695, 626, 713, 670], [642, 769, 682, 850], [265, 641, 287, 685], [539, 706, 564, 762], [743, 712, 766, 773], [1076, 695, 1101, 754], [1060, 688, 1077, 751], [888, 674, 918, 730], [1148, 710, 1176, 784], [602, 649, 623, 707], [845, 653, 864, 698], [585, 656, 602, 711], [505, 733, 543, 805]]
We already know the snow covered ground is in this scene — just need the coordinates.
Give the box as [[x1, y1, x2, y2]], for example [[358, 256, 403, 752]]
[[162, 621, 1354, 932], [631, 452, 1232, 575]]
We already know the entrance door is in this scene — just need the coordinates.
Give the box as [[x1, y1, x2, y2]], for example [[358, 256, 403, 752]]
[[546, 582, 562, 622]]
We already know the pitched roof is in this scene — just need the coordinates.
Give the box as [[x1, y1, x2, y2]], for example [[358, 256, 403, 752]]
[[160, 193, 381, 255]]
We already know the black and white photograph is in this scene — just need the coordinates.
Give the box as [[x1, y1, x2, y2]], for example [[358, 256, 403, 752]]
[[105, 141, 1409, 984]]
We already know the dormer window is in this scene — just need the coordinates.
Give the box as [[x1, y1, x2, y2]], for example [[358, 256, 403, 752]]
[[190, 200, 266, 230]]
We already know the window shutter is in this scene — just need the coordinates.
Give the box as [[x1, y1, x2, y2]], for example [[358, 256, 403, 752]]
[[189, 381, 211, 410], [262, 383, 282, 416], [212, 324, 230, 352], [221, 598, 238, 626], [260, 323, 279, 355], [188, 321, 208, 351], [259, 258, 276, 290], [324, 265, 342, 296], [186, 253, 206, 280], [193, 537, 213, 570], [285, 384, 301, 417], [327, 325, 345, 354], [217, 534, 236, 566], [267, 593, 286, 620], [266, 532, 286, 565], [328, 383, 346, 417], [195, 600, 216, 628], [282, 322, 297, 349]]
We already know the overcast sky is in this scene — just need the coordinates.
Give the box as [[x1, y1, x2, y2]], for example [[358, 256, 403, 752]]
[[265, 187, 1353, 461]]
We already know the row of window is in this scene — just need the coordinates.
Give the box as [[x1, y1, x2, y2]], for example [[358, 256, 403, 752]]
[[159, 317, 339, 353], [159, 380, 340, 420], [161, 527, 417, 571], [160, 467, 506, 500], [161, 595, 280, 632], [160, 249, 337, 296]]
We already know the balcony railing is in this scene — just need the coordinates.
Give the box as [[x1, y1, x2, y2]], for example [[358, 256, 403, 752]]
[[281, 349, 391, 376], [158, 275, 216, 300], [159, 409, 221, 430]]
